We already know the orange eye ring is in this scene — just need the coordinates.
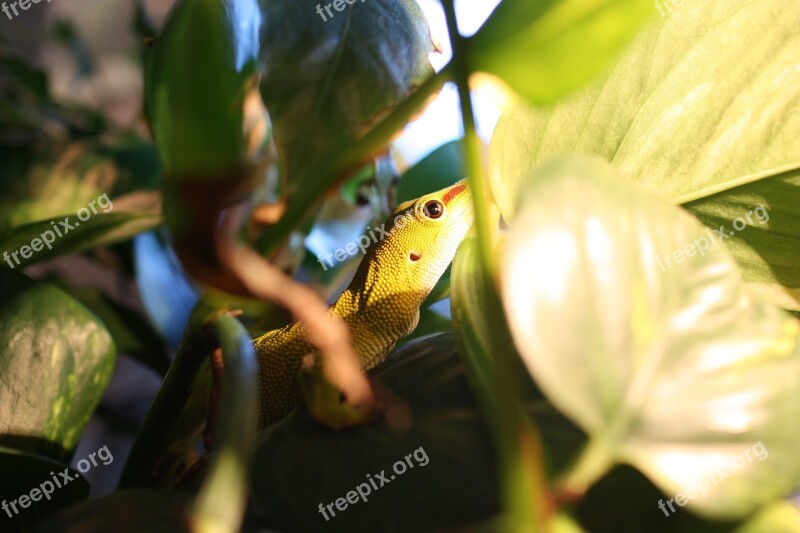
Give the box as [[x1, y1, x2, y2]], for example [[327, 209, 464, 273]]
[[423, 200, 443, 219]]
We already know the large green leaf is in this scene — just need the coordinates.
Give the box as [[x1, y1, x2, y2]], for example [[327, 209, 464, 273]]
[[0, 270, 116, 458], [260, 0, 434, 187], [52, 282, 170, 376], [470, 0, 653, 104], [499, 155, 800, 519], [489, 0, 800, 309]]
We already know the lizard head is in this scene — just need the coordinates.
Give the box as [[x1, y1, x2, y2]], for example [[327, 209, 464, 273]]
[[382, 179, 474, 299], [299, 181, 474, 429]]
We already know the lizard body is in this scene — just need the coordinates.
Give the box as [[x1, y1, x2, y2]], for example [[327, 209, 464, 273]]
[[253, 180, 472, 428]]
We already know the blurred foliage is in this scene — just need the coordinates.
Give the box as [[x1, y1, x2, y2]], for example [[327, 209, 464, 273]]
[[0, 0, 797, 531], [260, 0, 434, 198], [472, 0, 653, 103], [0, 449, 89, 532]]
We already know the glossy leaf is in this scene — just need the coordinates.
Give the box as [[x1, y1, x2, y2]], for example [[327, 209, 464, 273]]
[[260, 0, 434, 185], [0, 145, 111, 232], [0, 270, 116, 458], [471, 0, 653, 104], [489, 0, 800, 309], [500, 155, 800, 519]]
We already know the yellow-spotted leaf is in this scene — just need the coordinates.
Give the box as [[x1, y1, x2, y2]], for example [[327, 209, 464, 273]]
[[0, 270, 116, 460], [500, 155, 800, 519]]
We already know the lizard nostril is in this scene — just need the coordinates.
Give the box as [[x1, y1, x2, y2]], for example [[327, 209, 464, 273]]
[[409, 252, 421, 261]]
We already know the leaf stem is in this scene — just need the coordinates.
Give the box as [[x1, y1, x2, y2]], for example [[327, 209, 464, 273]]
[[442, 1, 551, 530], [191, 314, 258, 533], [556, 434, 616, 498]]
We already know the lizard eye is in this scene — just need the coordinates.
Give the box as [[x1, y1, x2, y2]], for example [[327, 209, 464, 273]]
[[423, 200, 443, 219]]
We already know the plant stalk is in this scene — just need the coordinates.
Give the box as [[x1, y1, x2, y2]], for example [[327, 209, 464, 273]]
[[442, 1, 551, 530]]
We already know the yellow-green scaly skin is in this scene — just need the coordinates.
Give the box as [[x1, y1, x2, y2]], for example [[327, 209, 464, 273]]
[[253, 180, 473, 428]]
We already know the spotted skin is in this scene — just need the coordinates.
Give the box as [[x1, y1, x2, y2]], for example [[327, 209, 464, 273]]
[[253, 180, 473, 428]]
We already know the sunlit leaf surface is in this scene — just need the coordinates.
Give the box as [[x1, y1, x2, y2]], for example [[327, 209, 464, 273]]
[[500, 155, 800, 519], [489, 0, 800, 309], [471, 0, 653, 104]]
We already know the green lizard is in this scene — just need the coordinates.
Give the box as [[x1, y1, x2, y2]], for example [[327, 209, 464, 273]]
[[143, 180, 471, 484], [252, 179, 473, 429]]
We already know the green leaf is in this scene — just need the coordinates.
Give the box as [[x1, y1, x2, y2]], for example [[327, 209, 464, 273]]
[[499, 155, 800, 519], [450, 237, 499, 416], [396, 141, 465, 204], [260, 0, 434, 185], [250, 332, 586, 532], [52, 283, 170, 376], [0, 212, 162, 269], [488, 0, 800, 309], [145, 0, 265, 177], [0, 145, 111, 232], [0, 270, 116, 458], [471, 0, 653, 104]]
